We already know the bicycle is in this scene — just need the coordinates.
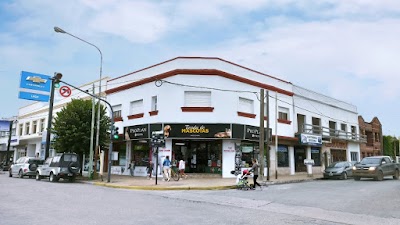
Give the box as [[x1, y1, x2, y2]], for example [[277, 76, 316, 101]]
[[170, 166, 180, 181]]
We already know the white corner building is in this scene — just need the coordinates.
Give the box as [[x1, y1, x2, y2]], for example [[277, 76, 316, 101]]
[[105, 57, 365, 178]]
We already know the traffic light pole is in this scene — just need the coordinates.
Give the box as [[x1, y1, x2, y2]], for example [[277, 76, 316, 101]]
[[44, 75, 57, 159], [56, 79, 115, 183]]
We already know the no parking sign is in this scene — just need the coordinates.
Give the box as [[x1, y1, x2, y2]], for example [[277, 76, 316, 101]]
[[59, 86, 72, 97]]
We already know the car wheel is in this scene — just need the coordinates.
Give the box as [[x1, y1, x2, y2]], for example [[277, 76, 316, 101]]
[[377, 171, 384, 181], [36, 172, 41, 181], [393, 170, 399, 180], [18, 170, 23, 178], [341, 172, 348, 180], [68, 162, 80, 174], [49, 172, 58, 182], [354, 176, 360, 181]]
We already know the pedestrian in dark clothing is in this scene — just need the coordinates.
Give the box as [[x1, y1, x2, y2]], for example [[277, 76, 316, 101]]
[[249, 159, 262, 190], [147, 161, 153, 180]]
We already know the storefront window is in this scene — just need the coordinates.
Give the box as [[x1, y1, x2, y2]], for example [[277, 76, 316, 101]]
[[311, 147, 321, 166], [241, 142, 259, 167], [277, 145, 289, 167], [131, 142, 149, 166]]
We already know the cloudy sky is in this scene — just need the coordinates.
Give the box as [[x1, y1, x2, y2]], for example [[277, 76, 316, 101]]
[[1, 0, 400, 136]]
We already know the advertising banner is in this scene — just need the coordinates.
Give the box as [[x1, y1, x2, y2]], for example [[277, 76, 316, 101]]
[[125, 124, 149, 140], [299, 134, 322, 146]]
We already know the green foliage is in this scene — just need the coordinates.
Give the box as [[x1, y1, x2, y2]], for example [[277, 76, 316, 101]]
[[382, 135, 398, 158], [52, 99, 110, 156]]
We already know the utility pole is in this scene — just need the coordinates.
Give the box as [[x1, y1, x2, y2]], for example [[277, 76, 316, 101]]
[[275, 91, 278, 179], [259, 89, 265, 181], [5, 120, 13, 166], [88, 83, 95, 180], [266, 90, 270, 181]]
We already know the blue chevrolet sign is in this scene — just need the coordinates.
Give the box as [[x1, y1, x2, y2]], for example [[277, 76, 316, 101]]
[[19, 71, 51, 92], [18, 91, 50, 102]]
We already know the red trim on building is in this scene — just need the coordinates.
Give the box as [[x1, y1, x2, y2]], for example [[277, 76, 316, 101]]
[[149, 110, 159, 116], [277, 119, 292, 124], [106, 69, 294, 96], [237, 111, 256, 118], [264, 116, 268, 120], [127, 113, 144, 120], [108, 57, 291, 84], [271, 135, 299, 142], [181, 107, 214, 112], [113, 117, 123, 122]]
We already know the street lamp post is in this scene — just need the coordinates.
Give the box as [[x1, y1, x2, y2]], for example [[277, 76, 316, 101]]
[[54, 26, 103, 178]]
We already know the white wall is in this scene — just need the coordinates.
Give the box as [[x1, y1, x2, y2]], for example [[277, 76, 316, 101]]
[[222, 140, 237, 178]]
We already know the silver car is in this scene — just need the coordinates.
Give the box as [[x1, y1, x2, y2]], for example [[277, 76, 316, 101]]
[[9, 157, 44, 178], [323, 161, 353, 180]]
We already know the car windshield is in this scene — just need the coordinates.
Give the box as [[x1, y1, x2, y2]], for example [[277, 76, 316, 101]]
[[63, 154, 78, 162], [360, 158, 381, 164], [329, 162, 346, 168]]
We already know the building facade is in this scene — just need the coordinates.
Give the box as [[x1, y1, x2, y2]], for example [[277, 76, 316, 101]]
[[105, 57, 365, 178], [358, 116, 383, 158], [0, 118, 17, 163]]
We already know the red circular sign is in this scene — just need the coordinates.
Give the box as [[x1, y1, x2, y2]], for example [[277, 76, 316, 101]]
[[59, 86, 72, 97]]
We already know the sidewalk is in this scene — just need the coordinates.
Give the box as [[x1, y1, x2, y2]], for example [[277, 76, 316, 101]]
[[83, 173, 323, 191]]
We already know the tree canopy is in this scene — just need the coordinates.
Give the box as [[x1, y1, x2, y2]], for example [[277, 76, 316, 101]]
[[52, 99, 111, 156]]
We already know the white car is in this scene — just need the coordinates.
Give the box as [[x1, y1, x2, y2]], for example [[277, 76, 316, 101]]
[[36, 153, 80, 182], [9, 157, 44, 178]]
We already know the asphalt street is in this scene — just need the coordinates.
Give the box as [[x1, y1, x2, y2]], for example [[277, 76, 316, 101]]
[[1, 172, 399, 225]]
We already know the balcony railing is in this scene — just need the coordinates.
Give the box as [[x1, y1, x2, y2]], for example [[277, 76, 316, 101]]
[[298, 124, 367, 143]]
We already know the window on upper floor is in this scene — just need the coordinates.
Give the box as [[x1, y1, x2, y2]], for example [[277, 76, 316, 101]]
[[184, 91, 211, 107], [151, 96, 157, 111], [375, 132, 380, 142], [340, 123, 347, 132], [19, 124, 23, 136], [130, 100, 143, 115], [329, 121, 336, 136], [312, 117, 321, 134], [351, 125, 356, 138], [238, 97, 254, 114], [113, 104, 122, 118], [25, 122, 30, 135], [278, 107, 289, 121], [40, 118, 45, 132], [33, 121, 37, 134]]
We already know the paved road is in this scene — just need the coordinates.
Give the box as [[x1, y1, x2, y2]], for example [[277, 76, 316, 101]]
[[1, 173, 399, 225]]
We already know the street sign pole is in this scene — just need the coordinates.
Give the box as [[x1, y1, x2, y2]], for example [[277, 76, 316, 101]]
[[155, 146, 159, 185], [5, 120, 13, 166], [44, 77, 57, 159]]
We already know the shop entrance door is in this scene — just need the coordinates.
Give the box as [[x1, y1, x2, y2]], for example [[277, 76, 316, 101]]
[[173, 140, 222, 173], [295, 147, 307, 172]]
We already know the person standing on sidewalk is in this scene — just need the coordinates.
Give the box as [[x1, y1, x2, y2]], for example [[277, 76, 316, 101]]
[[249, 158, 262, 190], [178, 159, 188, 179], [147, 160, 153, 180], [163, 156, 171, 181]]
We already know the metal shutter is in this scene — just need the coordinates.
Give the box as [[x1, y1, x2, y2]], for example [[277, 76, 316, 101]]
[[184, 91, 211, 107]]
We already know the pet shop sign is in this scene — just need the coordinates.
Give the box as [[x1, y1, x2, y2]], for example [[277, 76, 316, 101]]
[[166, 123, 231, 138]]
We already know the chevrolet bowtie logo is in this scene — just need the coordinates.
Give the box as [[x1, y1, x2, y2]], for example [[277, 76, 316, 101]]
[[26, 76, 47, 84]]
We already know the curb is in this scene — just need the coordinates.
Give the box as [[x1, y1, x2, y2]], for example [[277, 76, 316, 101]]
[[92, 182, 237, 191], [87, 178, 321, 191]]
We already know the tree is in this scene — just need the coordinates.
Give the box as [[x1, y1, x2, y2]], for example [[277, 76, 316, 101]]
[[52, 99, 111, 159], [383, 135, 397, 158]]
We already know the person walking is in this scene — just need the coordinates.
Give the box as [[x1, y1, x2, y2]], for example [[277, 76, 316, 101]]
[[128, 160, 135, 177], [178, 159, 188, 179], [163, 156, 171, 181], [249, 158, 262, 190]]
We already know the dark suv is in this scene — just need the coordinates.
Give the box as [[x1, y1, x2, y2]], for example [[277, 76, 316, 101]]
[[36, 153, 81, 182]]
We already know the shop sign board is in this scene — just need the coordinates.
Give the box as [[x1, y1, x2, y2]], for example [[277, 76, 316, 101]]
[[125, 124, 149, 139], [299, 134, 322, 146], [232, 124, 272, 141], [165, 123, 231, 138]]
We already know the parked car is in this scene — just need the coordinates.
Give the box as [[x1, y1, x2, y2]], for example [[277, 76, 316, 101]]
[[9, 157, 44, 178], [323, 161, 353, 180], [352, 156, 400, 181], [36, 153, 81, 182]]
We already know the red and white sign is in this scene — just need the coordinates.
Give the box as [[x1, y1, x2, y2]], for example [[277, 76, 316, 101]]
[[59, 86, 71, 97]]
